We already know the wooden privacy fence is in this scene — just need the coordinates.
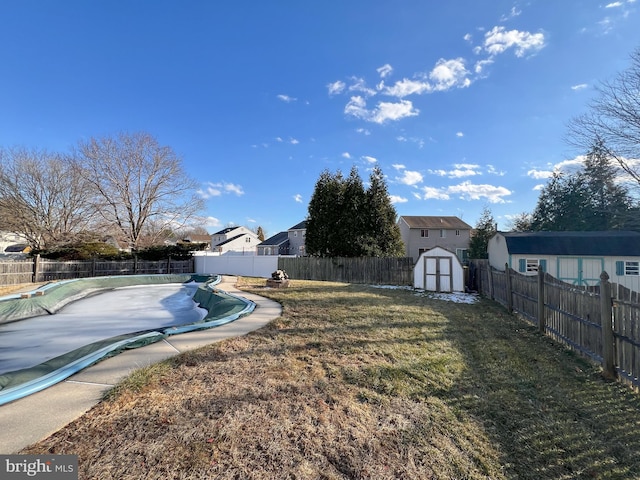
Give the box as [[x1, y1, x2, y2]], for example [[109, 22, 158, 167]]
[[0, 256, 195, 285], [473, 260, 640, 389], [278, 256, 414, 285]]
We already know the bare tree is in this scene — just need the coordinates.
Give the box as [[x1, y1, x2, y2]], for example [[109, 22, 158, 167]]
[[567, 48, 640, 187], [0, 148, 96, 249], [76, 132, 204, 249]]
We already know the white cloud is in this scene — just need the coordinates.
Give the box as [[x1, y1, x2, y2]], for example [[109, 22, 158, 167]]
[[348, 76, 377, 96], [483, 26, 546, 57], [277, 94, 297, 102], [371, 100, 420, 123], [487, 165, 505, 176], [275, 137, 283, 142], [392, 163, 406, 170], [389, 195, 408, 204], [342, 152, 352, 159], [527, 169, 553, 179], [474, 58, 494, 74], [605, 1, 623, 7], [293, 194, 303, 203], [197, 182, 245, 199], [421, 186, 450, 200], [289, 138, 299, 145], [362, 155, 377, 163], [345, 96, 419, 123], [202, 216, 221, 227], [382, 78, 431, 97], [356, 127, 371, 135], [571, 83, 588, 90], [533, 184, 545, 191], [428, 164, 481, 178], [456, 132, 464, 137], [447, 181, 512, 203], [377, 64, 393, 78], [429, 58, 472, 91], [397, 170, 424, 185], [463, 33, 473, 42], [327, 80, 346, 95], [500, 6, 522, 21]]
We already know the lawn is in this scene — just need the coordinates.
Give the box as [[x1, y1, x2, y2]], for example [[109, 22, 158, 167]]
[[22, 278, 640, 479]]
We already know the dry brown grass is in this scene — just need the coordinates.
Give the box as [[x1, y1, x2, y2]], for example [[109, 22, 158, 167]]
[[20, 278, 640, 479]]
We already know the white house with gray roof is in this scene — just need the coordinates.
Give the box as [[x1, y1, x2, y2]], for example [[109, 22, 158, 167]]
[[210, 226, 260, 255]]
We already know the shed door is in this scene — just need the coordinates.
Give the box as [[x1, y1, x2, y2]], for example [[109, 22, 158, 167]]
[[424, 256, 453, 293]]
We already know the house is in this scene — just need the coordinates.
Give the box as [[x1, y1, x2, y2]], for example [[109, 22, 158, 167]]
[[178, 234, 212, 250], [210, 226, 260, 254], [287, 221, 306, 256], [0, 231, 29, 253], [397, 216, 472, 262], [487, 231, 640, 289], [256, 221, 307, 256], [257, 231, 290, 256]]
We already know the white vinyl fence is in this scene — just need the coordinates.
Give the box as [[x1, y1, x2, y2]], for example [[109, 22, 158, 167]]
[[194, 252, 282, 278]]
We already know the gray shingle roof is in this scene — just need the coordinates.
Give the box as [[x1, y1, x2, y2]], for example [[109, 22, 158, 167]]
[[258, 231, 290, 246], [498, 231, 640, 256], [288, 221, 307, 230], [399, 216, 472, 230]]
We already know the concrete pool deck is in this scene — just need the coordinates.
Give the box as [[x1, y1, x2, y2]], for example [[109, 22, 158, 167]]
[[0, 276, 282, 454]]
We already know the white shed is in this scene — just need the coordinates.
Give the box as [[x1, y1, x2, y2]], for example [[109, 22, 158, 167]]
[[414, 246, 465, 292]]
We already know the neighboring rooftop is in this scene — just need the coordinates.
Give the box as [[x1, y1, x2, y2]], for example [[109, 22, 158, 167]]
[[496, 231, 640, 256], [288, 221, 307, 230], [399, 216, 472, 230], [258, 231, 289, 246]]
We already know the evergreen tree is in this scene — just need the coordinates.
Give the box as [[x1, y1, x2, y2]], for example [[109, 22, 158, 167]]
[[361, 166, 404, 257], [530, 139, 635, 231], [468, 207, 496, 259], [306, 169, 344, 257], [305, 165, 404, 257]]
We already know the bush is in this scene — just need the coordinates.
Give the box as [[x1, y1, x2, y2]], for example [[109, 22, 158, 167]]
[[135, 244, 194, 261], [36, 242, 131, 260]]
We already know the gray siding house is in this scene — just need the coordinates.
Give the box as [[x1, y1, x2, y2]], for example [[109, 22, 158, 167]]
[[488, 231, 640, 290], [397, 216, 472, 262], [256, 221, 307, 256]]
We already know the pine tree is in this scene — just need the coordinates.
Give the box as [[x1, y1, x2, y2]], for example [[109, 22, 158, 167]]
[[468, 207, 496, 259]]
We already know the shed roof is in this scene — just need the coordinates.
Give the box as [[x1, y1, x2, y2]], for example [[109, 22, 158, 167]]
[[399, 216, 472, 230], [496, 231, 640, 256], [258, 231, 290, 246]]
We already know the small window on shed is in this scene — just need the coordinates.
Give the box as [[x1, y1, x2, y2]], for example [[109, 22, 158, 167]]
[[526, 259, 539, 272], [625, 261, 640, 276]]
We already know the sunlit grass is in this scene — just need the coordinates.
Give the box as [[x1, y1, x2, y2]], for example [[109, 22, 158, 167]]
[[22, 277, 640, 479]]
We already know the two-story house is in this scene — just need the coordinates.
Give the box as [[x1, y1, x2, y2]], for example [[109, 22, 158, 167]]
[[397, 216, 472, 262], [210, 226, 260, 254], [257, 221, 307, 256]]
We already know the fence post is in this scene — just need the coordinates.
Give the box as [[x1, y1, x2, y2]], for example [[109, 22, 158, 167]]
[[505, 263, 513, 312], [167, 256, 171, 274], [537, 269, 545, 334], [91, 257, 97, 278], [488, 266, 494, 300], [32, 254, 40, 283], [600, 271, 616, 379]]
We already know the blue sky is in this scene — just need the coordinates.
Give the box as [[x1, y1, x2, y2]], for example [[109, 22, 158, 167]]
[[1, 1, 639, 238]]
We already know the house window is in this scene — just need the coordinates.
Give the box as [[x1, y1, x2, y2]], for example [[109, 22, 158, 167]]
[[625, 261, 639, 276], [245, 237, 251, 243], [421, 229, 429, 237], [456, 248, 468, 263], [440, 229, 446, 238], [455, 230, 460, 236], [294, 231, 298, 237]]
